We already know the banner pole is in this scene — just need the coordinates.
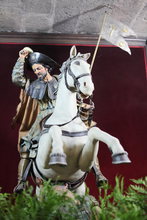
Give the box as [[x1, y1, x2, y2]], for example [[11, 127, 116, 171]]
[[90, 11, 107, 72]]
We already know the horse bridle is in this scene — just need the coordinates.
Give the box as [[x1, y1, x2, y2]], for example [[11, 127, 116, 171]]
[[64, 59, 91, 92]]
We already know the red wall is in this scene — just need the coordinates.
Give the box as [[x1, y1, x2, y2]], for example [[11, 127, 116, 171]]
[[0, 44, 146, 199]]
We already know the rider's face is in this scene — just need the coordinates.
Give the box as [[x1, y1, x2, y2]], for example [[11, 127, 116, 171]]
[[32, 64, 48, 79]]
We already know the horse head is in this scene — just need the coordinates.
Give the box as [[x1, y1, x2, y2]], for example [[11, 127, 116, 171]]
[[60, 46, 94, 98]]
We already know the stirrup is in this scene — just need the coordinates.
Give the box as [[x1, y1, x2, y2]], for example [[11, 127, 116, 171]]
[[49, 153, 67, 166], [112, 152, 131, 164]]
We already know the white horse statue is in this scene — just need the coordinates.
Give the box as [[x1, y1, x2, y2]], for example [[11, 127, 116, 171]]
[[32, 45, 131, 196]]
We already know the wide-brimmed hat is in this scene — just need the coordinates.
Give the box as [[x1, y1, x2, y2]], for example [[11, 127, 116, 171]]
[[27, 52, 60, 70]]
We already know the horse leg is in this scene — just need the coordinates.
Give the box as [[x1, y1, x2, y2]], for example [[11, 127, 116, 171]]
[[37, 133, 52, 169], [79, 127, 131, 171], [73, 182, 86, 196], [88, 127, 131, 164], [79, 129, 99, 171], [35, 185, 42, 200], [48, 125, 67, 166]]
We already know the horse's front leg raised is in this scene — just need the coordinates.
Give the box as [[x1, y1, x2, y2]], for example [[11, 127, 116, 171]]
[[89, 127, 131, 164], [48, 125, 67, 166], [79, 129, 99, 172], [37, 132, 52, 169], [79, 127, 131, 171]]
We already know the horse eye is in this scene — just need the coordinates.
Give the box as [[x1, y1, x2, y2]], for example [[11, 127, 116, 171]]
[[74, 61, 80, 66]]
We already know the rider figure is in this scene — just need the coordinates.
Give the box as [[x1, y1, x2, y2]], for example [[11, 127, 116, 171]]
[[12, 47, 107, 193]]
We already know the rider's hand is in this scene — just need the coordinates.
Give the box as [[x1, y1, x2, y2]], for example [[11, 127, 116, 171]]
[[19, 47, 33, 59]]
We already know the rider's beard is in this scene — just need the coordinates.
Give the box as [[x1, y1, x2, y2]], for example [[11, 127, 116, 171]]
[[37, 72, 47, 81]]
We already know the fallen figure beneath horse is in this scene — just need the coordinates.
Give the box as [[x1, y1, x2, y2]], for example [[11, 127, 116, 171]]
[[28, 45, 131, 196]]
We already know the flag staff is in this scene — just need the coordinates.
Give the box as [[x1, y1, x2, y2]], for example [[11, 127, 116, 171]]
[[90, 10, 108, 72]]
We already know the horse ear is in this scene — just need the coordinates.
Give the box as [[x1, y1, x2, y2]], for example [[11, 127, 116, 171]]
[[70, 45, 77, 58], [83, 53, 91, 60]]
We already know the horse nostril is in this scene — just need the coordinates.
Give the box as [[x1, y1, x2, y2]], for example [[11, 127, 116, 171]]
[[84, 82, 86, 87]]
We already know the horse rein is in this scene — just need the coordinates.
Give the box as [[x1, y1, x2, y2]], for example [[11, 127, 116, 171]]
[[43, 114, 78, 129]]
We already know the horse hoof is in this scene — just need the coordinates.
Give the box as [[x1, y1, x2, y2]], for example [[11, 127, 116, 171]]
[[49, 153, 67, 166], [112, 152, 131, 164], [13, 181, 26, 193], [96, 175, 108, 187]]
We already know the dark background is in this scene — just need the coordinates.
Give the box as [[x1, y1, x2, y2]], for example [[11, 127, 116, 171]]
[[0, 43, 146, 199]]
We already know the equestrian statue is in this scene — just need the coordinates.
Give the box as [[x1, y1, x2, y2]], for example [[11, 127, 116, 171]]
[[22, 45, 131, 196]]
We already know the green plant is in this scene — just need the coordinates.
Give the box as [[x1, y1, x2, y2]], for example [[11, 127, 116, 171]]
[[0, 182, 99, 220], [98, 176, 147, 220], [0, 177, 146, 220]]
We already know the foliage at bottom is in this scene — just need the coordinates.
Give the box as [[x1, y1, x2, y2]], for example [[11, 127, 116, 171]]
[[98, 176, 147, 220], [0, 181, 98, 220], [0, 176, 146, 220]]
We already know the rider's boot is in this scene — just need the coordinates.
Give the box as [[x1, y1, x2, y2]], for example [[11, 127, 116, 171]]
[[92, 158, 108, 187], [13, 152, 29, 193]]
